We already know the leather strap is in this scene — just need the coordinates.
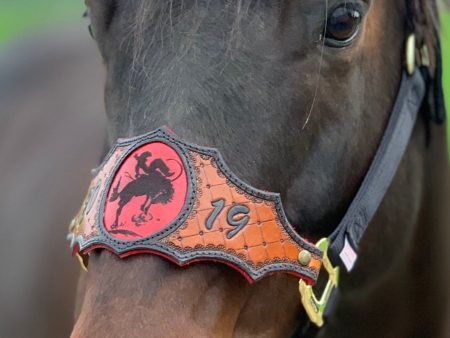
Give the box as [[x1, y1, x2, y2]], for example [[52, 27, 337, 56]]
[[327, 69, 426, 270], [68, 128, 323, 283]]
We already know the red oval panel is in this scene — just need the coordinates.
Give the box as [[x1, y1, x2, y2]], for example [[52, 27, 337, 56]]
[[103, 142, 188, 241]]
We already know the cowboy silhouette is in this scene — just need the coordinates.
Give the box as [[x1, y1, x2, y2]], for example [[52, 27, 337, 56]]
[[109, 151, 182, 230], [134, 151, 175, 178]]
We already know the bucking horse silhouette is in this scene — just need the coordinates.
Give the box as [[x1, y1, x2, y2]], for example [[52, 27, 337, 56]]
[[109, 151, 183, 230]]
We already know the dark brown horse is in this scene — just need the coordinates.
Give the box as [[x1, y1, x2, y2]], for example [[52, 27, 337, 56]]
[[71, 1, 450, 337]]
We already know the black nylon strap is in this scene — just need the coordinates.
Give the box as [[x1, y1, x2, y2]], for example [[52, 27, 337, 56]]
[[328, 69, 426, 269]]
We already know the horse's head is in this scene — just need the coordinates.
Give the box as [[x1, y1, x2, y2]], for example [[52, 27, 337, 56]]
[[72, 1, 445, 337]]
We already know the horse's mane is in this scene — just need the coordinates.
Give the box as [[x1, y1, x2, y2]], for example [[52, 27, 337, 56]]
[[412, 0, 446, 71]]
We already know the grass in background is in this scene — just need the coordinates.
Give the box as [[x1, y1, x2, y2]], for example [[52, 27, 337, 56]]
[[0, 0, 83, 44], [441, 11, 450, 149]]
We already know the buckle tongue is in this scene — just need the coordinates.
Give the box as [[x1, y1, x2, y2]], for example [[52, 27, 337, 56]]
[[299, 238, 339, 327]]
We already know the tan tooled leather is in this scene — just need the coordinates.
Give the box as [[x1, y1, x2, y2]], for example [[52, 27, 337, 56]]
[[68, 128, 322, 283], [163, 152, 322, 273]]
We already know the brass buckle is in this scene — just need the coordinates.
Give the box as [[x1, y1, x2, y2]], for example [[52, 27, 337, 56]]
[[406, 34, 416, 75], [299, 238, 340, 327], [75, 252, 89, 272]]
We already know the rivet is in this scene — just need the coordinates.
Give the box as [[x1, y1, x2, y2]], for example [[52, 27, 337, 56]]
[[298, 250, 312, 266]]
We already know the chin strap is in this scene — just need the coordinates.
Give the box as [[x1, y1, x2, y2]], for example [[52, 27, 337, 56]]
[[297, 27, 447, 332]]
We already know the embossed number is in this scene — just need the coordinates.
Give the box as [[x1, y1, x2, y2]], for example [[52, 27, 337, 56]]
[[226, 205, 250, 239], [205, 199, 250, 238], [205, 199, 225, 230]]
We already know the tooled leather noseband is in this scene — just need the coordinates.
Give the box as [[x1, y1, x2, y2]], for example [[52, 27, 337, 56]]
[[67, 5, 446, 336]]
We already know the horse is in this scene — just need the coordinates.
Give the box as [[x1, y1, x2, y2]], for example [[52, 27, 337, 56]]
[[71, 1, 450, 337], [0, 26, 106, 338]]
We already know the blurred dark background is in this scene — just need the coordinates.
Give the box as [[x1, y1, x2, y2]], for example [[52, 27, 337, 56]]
[[0, 1, 448, 338], [0, 1, 106, 337]]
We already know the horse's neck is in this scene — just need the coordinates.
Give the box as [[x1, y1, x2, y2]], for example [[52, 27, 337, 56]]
[[320, 118, 450, 338]]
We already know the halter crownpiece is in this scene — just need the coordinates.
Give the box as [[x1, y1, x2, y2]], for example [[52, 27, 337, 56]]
[[68, 128, 323, 284]]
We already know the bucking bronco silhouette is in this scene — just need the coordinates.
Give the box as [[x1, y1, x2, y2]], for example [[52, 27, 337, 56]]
[[109, 151, 183, 230]]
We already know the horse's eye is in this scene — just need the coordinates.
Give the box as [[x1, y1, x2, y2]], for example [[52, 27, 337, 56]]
[[325, 4, 362, 47]]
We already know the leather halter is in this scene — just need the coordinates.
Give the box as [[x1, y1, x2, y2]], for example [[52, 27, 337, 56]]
[[68, 20, 446, 336]]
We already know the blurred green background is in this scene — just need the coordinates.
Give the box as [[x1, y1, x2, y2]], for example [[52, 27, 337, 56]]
[[0, 0, 83, 42], [0, 1, 449, 148]]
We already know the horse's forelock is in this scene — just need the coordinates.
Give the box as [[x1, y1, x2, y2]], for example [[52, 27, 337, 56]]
[[121, 1, 256, 69], [107, 0, 288, 138]]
